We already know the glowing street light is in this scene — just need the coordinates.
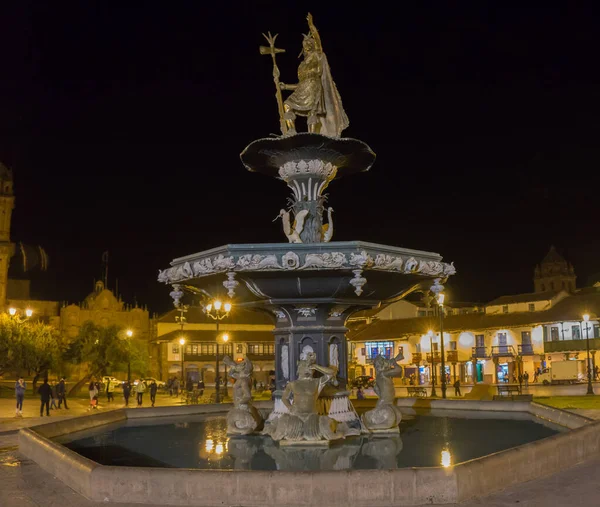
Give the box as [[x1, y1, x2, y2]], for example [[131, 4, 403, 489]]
[[205, 299, 233, 403], [441, 448, 452, 468], [25, 308, 33, 318], [438, 293, 447, 399], [428, 329, 437, 398], [179, 337, 186, 382], [583, 314, 594, 395], [126, 329, 133, 338], [8, 307, 16, 316]]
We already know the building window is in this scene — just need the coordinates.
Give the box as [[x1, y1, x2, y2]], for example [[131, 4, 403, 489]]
[[417, 310, 426, 317], [432, 342, 439, 352], [398, 346, 404, 357], [502, 305, 509, 314], [415, 343, 422, 353], [185, 345, 192, 355], [594, 325, 600, 339], [449, 341, 457, 351], [475, 334, 485, 347], [550, 327, 559, 341], [366, 341, 394, 360], [236, 344, 243, 353], [521, 331, 532, 344], [247, 343, 274, 355], [572, 325, 581, 340], [528, 303, 535, 312], [172, 344, 179, 354]]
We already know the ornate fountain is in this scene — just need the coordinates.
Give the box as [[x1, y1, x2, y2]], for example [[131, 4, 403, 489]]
[[158, 13, 455, 443]]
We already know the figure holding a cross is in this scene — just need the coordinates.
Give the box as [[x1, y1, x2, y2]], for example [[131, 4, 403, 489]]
[[260, 13, 349, 138]]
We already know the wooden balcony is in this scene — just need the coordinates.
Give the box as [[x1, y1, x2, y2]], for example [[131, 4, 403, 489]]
[[446, 350, 458, 363], [491, 345, 516, 357], [471, 347, 490, 359], [426, 352, 441, 363], [544, 338, 600, 353], [518, 344, 535, 355]]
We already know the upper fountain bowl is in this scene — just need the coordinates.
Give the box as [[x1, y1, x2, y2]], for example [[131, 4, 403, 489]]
[[240, 133, 376, 179]]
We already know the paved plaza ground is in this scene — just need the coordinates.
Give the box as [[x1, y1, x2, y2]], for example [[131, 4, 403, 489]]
[[1, 390, 600, 506]]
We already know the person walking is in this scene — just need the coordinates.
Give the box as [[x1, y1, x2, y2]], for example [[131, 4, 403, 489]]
[[356, 387, 365, 400], [172, 378, 180, 397], [523, 371, 529, 388], [453, 379, 462, 397], [88, 378, 99, 410], [149, 379, 158, 407], [38, 379, 52, 417], [15, 376, 26, 417], [50, 381, 59, 410], [57, 377, 68, 409], [136, 379, 146, 406], [123, 381, 131, 407], [106, 378, 115, 403], [198, 379, 205, 397]]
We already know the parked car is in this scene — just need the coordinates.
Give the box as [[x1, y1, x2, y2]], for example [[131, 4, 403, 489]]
[[100, 376, 123, 391], [349, 375, 375, 389], [133, 377, 166, 389]]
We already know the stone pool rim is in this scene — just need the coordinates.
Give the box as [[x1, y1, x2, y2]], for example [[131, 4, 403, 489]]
[[18, 400, 600, 506]]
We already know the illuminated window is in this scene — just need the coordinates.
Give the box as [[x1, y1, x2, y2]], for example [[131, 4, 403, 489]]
[[449, 341, 457, 351], [172, 344, 179, 354], [529, 304, 535, 312], [365, 341, 394, 360], [572, 326, 581, 340], [594, 325, 600, 339], [502, 305, 509, 314], [550, 327, 559, 341]]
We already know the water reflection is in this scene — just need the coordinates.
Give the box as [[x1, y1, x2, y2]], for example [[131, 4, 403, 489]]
[[199, 419, 229, 465], [361, 436, 403, 469]]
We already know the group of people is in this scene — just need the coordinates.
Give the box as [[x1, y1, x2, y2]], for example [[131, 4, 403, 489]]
[[14, 376, 69, 417], [88, 377, 158, 409]]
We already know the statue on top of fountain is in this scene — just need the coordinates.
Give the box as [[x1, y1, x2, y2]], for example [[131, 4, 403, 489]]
[[223, 355, 264, 435], [361, 351, 404, 433], [263, 351, 358, 443], [262, 13, 349, 138]]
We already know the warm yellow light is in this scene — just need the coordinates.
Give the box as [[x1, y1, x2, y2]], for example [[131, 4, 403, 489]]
[[8, 308, 16, 316], [222, 333, 229, 342], [441, 449, 452, 468], [126, 329, 133, 337], [224, 302, 232, 313], [215, 443, 224, 455], [214, 300, 222, 311], [25, 308, 33, 318], [438, 293, 445, 306], [206, 303, 212, 313], [205, 439, 214, 452], [179, 337, 186, 346], [583, 314, 590, 322], [428, 329, 433, 336]]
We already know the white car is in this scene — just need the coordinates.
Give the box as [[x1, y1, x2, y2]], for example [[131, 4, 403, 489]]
[[133, 377, 166, 389]]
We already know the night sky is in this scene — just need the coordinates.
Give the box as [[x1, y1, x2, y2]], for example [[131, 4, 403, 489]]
[[1, 3, 599, 313]]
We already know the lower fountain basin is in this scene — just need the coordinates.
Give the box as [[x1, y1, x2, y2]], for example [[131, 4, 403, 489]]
[[18, 400, 600, 506]]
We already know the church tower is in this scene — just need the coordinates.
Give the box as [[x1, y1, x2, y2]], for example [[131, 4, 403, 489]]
[[0, 162, 15, 310], [533, 246, 576, 293]]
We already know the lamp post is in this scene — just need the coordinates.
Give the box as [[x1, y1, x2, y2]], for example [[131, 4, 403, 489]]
[[179, 337, 186, 387], [205, 299, 232, 403], [125, 329, 133, 383], [8, 307, 34, 320], [220, 333, 230, 399], [438, 293, 447, 399], [428, 330, 438, 398], [583, 314, 594, 395]]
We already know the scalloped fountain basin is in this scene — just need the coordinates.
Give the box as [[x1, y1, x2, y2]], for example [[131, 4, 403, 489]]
[[56, 412, 559, 470]]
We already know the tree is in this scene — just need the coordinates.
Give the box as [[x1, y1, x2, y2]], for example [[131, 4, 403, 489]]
[[64, 321, 149, 395], [20, 321, 66, 391], [0, 313, 21, 376]]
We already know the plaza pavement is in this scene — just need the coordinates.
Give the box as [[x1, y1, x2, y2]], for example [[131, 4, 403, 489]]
[[1, 392, 600, 506]]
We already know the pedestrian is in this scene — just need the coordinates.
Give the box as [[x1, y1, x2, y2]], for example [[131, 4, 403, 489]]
[[123, 381, 131, 407], [518, 373, 523, 386], [106, 378, 115, 402], [136, 379, 146, 406], [50, 381, 59, 410], [167, 377, 173, 397], [57, 377, 68, 409], [149, 379, 157, 407], [15, 376, 26, 417], [88, 378, 99, 410], [533, 370, 539, 383], [524, 371, 529, 387], [356, 387, 365, 400], [172, 378, 180, 397], [253, 378, 257, 390], [38, 379, 52, 417], [198, 379, 205, 396], [595, 365, 599, 381], [453, 379, 462, 397]]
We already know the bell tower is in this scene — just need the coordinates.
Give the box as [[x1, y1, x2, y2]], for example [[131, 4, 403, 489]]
[[0, 162, 15, 309]]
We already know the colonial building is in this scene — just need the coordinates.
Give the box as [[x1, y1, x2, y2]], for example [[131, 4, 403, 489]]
[[155, 306, 275, 385], [0, 162, 15, 310]]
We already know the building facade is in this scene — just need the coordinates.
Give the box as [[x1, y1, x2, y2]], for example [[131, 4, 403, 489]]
[[0, 162, 15, 310], [155, 306, 275, 385]]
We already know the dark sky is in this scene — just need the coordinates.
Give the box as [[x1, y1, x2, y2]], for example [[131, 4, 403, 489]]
[[1, 2, 599, 313]]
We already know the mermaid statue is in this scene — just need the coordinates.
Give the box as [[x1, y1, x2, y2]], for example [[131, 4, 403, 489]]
[[223, 355, 264, 435]]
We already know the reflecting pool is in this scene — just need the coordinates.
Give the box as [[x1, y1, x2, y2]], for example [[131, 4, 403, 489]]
[[57, 413, 561, 471]]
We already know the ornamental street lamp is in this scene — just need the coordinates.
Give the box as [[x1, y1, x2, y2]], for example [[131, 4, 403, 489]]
[[205, 299, 232, 403], [179, 337, 186, 387], [220, 333, 230, 399], [125, 329, 134, 383], [8, 307, 34, 320], [438, 293, 447, 399], [428, 330, 438, 398], [583, 314, 594, 395]]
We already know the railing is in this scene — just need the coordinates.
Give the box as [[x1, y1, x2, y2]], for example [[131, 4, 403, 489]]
[[446, 350, 458, 363], [426, 352, 441, 363], [411, 353, 423, 364], [182, 353, 229, 361], [544, 337, 600, 353], [492, 345, 516, 357], [472, 346, 489, 358], [518, 344, 535, 355]]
